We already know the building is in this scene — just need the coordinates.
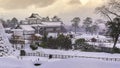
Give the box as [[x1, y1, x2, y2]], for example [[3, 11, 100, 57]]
[[20, 13, 66, 35], [12, 13, 66, 44]]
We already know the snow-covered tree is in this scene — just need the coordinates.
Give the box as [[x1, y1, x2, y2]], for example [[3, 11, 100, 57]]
[[83, 17, 92, 34], [10, 17, 19, 28], [71, 17, 80, 34], [52, 16, 61, 22], [90, 24, 99, 35]]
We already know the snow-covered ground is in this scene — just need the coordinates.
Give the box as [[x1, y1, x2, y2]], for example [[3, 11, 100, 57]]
[[1, 56, 120, 68], [25, 48, 120, 59], [72, 33, 120, 48], [0, 56, 35, 68], [40, 58, 120, 68]]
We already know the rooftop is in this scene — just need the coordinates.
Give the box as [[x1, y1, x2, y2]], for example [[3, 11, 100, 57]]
[[20, 25, 35, 31]]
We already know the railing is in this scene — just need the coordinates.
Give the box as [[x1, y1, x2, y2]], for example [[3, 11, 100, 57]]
[[25, 52, 120, 61]]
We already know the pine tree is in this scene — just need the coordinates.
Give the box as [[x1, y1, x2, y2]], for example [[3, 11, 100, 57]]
[[71, 17, 80, 34], [106, 17, 120, 51], [83, 17, 93, 34]]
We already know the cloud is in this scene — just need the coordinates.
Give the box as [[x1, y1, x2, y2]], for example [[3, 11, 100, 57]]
[[0, 0, 106, 24], [0, 0, 56, 9], [68, 0, 81, 5], [35, 0, 82, 16]]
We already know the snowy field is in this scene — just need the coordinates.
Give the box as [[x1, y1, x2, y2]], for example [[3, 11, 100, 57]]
[[40, 58, 120, 68], [0, 56, 35, 68], [1, 56, 120, 68]]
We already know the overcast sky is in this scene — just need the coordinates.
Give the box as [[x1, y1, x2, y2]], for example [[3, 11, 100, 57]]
[[0, 0, 108, 24]]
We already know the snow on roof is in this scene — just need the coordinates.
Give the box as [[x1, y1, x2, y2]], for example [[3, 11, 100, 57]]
[[24, 40, 31, 44], [20, 25, 35, 31], [28, 22, 61, 27], [11, 29, 23, 32], [21, 20, 28, 24], [29, 13, 42, 19], [5, 28, 11, 30], [42, 22, 61, 27], [32, 24, 45, 27], [35, 33, 42, 37], [48, 33, 58, 38], [40, 58, 120, 68]]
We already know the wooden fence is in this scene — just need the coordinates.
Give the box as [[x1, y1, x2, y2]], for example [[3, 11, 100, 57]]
[[25, 52, 120, 61]]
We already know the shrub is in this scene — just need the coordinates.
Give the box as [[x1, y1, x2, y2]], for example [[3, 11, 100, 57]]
[[74, 38, 98, 51], [30, 43, 38, 50], [113, 47, 120, 53], [39, 34, 72, 50], [56, 34, 72, 50], [81, 43, 96, 52], [75, 38, 85, 44], [39, 42, 48, 48], [74, 38, 86, 49]]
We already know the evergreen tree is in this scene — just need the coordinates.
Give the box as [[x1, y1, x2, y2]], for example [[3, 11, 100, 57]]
[[83, 17, 92, 34], [52, 16, 61, 22], [10, 17, 18, 28], [71, 17, 80, 34], [90, 24, 99, 35], [106, 17, 120, 51], [75, 38, 86, 49], [30, 43, 38, 50], [56, 34, 72, 50], [47, 36, 57, 49], [0, 19, 8, 27]]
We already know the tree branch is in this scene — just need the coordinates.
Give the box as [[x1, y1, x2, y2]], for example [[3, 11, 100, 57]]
[[105, 8, 120, 17], [101, 10, 113, 22]]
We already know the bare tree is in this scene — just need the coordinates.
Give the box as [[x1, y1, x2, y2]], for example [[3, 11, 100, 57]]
[[95, 0, 120, 21]]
